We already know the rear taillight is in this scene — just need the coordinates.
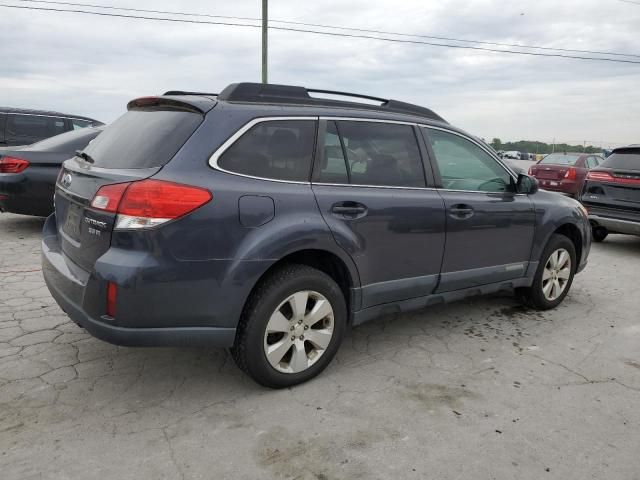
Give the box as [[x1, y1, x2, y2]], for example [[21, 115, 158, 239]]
[[106, 282, 117, 317], [586, 171, 640, 186], [586, 171, 614, 182], [91, 182, 131, 212], [528, 167, 533, 175], [0, 156, 30, 173], [91, 179, 212, 229], [564, 167, 577, 180]]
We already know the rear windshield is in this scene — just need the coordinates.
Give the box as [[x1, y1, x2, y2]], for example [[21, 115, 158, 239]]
[[82, 110, 202, 168], [539, 153, 581, 165], [602, 151, 640, 171], [25, 127, 102, 153]]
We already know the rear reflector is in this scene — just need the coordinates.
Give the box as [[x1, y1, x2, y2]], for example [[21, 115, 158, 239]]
[[91, 179, 212, 229], [106, 282, 117, 317], [586, 171, 640, 186], [0, 156, 30, 173]]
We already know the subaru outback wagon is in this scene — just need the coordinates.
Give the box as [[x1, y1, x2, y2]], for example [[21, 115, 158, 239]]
[[42, 83, 590, 387]]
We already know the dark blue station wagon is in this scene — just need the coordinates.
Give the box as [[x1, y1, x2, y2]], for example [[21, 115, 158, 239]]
[[42, 83, 590, 387]]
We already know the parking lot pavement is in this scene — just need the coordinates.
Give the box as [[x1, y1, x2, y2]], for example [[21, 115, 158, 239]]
[[0, 213, 639, 480]]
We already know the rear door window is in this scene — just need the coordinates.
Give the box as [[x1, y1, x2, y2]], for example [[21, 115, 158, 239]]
[[0, 113, 6, 144], [218, 119, 317, 182], [6, 114, 67, 141], [82, 110, 203, 169], [314, 120, 425, 187]]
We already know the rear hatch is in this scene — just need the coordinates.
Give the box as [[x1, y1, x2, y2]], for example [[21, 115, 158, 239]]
[[530, 153, 582, 180], [55, 97, 212, 271], [582, 148, 640, 214]]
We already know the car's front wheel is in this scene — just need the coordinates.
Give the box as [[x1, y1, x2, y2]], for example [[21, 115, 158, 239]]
[[231, 264, 346, 388], [516, 234, 577, 310]]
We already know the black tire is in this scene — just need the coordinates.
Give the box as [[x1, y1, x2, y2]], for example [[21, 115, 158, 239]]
[[516, 234, 577, 310], [592, 226, 608, 243], [231, 264, 347, 388]]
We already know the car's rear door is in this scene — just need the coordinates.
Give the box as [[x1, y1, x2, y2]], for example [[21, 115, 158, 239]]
[[421, 127, 535, 292], [312, 119, 446, 309]]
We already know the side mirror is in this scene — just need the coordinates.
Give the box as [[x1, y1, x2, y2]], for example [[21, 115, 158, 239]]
[[516, 174, 538, 194]]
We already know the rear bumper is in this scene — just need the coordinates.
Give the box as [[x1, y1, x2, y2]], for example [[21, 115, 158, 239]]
[[589, 214, 640, 236], [0, 170, 56, 217], [538, 179, 580, 196], [41, 214, 237, 347]]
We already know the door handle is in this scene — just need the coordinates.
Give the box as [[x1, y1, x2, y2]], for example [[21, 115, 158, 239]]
[[331, 202, 368, 218], [449, 204, 474, 219]]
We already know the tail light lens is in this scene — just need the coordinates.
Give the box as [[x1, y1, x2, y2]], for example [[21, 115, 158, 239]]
[[91, 179, 212, 229], [0, 156, 30, 173], [528, 167, 533, 175], [106, 282, 117, 317], [564, 167, 577, 180], [586, 171, 614, 182], [586, 171, 640, 186]]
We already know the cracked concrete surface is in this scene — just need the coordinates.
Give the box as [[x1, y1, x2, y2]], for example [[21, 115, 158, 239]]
[[0, 212, 639, 480]]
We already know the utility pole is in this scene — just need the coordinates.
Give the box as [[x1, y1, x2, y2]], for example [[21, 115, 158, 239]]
[[261, 0, 268, 84], [552, 138, 555, 153]]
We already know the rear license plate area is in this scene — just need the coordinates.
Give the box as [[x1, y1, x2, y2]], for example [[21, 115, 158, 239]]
[[62, 204, 83, 240]]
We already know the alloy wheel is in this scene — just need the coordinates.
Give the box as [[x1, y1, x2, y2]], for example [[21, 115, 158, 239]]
[[542, 248, 572, 301], [263, 290, 334, 374]]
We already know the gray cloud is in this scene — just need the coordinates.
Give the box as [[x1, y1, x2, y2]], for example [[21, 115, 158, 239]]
[[1, 0, 639, 147]]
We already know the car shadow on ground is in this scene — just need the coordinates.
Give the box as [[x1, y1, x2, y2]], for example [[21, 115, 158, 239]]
[[0, 214, 46, 235], [593, 234, 640, 255]]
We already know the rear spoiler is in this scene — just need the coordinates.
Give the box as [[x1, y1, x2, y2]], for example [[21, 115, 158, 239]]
[[127, 96, 216, 114]]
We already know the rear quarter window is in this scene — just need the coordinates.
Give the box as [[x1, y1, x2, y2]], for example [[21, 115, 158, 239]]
[[82, 110, 202, 169], [217, 119, 317, 182]]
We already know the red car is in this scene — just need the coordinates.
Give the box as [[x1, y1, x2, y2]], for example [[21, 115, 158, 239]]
[[528, 152, 604, 198]]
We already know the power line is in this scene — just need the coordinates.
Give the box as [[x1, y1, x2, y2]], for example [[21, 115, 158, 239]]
[[14, 0, 640, 59], [2, 3, 640, 65]]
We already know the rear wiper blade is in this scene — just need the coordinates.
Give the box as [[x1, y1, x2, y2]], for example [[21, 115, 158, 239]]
[[75, 150, 95, 164]]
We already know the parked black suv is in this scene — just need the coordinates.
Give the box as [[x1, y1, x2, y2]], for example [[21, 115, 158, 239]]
[[581, 144, 640, 241], [42, 83, 591, 387], [0, 108, 103, 147]]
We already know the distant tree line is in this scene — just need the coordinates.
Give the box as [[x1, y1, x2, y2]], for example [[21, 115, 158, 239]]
[[490, 138, 602, 154]]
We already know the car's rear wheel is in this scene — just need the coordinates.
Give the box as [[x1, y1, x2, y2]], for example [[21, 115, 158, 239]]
[[592, 226, 608, 242], [231, 264, 346, 388], [516, 234, 576, 310]]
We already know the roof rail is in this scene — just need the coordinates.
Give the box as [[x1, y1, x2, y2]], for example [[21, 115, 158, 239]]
[[216, 83, 447, 123], [163, 90, 218, 97]]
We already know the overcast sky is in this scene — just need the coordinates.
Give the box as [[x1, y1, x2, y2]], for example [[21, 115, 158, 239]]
[[1, 0, 639, 147]]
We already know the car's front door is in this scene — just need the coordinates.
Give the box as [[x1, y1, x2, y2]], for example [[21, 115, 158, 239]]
[[312, 119, 446, 309], [421, 127, 535, 292]]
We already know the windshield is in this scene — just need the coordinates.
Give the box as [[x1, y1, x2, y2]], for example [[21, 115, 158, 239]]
[[25, 127, 102, 152], [602, 151, 640, 171], [539, 153, 581, 166], [82, 109, 202, 169]]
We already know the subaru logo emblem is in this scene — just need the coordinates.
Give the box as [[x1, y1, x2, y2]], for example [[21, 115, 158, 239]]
[[62, 173, 73, 188]]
